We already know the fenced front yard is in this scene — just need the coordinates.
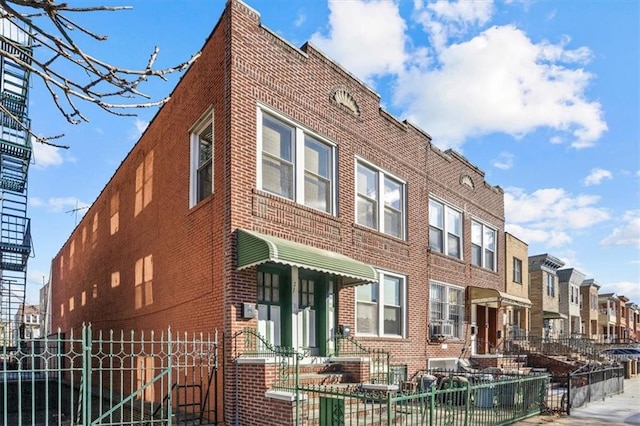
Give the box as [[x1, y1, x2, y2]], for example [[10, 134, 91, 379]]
[[293, 373, 549, 425], [1, 324, 219, 425]]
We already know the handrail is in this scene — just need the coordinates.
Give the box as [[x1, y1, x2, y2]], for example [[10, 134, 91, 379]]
[[334, 332, 392, 384]]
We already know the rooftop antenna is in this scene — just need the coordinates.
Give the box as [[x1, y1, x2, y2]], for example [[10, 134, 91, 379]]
[[65, 200, 89, 226]]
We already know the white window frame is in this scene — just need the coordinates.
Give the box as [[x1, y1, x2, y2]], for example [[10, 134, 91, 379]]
[[355, 270, 407, 338], [429, 198, 462, 259], [471, 219, 497, 271], [429, 281, 464, 339], [189, 107, 214, 207], [546, 274, 555, 297], [256, 106, 337, 215], [356, 158, 407, 240], [513, 257, 522, 283]]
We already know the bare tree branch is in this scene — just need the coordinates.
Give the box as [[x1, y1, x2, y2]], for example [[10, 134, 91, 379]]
[[0, 0, 201, 131]]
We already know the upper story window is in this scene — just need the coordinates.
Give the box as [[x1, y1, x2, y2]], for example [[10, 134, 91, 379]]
[[471, 220, 496, 271], [429, 281, 464, 339], [546, 274, 555, 297], [190, 108, 214, 207], [428, 199, 461, 258], [356, 160, 406, 239], [570, 285, 579, 305], [257, 108, 335, 214], [356, 271, 406, 337], [513, 257, 522, 283]]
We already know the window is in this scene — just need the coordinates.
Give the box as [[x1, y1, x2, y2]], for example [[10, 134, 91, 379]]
[[471, 220, 496, 271], [258, 108, 335, 213], [546, 274, 555, 297], [190, 109, 213, 207], [356, 272, 406, 337], [429, 282, 463, 339], [571, 285, 579, 305], [357, 161, 405, 239], [590, 294, 597, 310], [513, 257, 522, 283], [429, 199, 461, 257]]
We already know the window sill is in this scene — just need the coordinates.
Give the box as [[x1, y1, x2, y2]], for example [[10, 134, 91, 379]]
[[352, 223, 409, 245], [354, 335, 408, 342]]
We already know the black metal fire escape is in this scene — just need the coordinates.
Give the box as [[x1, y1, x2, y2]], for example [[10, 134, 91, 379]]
[[0, 17, 32, 349]]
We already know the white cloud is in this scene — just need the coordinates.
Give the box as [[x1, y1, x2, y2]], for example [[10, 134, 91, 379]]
[[394, 24, 607, 149], [584, 168, 613, 186], [491, 151, 514, 170], [505, 187, 610, 249], [310, 0, 408, 82], [32, 142, 64, 169], [414, 0, 495, 52], [128, 118, 149, 141], [294, 11, 306, 27], [599, 281, 640, 302], [600, 210, 640, 247], [29, 196, 90, 214]]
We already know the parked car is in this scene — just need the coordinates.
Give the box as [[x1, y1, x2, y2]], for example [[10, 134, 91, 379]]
[[600, 347, 640, 361]]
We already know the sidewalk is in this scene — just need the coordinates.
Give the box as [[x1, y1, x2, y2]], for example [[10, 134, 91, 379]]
[[516, 376, 640, 425]]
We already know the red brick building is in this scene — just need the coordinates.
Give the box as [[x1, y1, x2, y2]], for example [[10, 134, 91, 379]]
[[50, 1, 505, 423]]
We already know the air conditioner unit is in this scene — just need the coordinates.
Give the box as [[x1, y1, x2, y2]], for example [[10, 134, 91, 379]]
[[441, 323, 454, 337]]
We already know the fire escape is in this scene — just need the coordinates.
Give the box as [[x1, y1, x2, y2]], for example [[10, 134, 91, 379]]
[[0, 17, 32, 349]]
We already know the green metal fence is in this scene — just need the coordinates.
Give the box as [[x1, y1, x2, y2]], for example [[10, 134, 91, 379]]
[[0, 324, 218, 425], [335, 332, 391, 384], [295, 373, 549, 425]]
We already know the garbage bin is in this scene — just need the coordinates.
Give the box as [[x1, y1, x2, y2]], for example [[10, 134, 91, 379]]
[[497, 378, 518, 408], [438, 375, 469, 406], [474, 374, 495, 408], [417, 374, 437, 392]]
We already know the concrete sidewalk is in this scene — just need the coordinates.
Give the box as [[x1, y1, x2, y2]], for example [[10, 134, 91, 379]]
[[516, 376, 640, 425]]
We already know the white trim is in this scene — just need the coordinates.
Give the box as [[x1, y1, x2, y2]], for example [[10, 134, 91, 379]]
[[189, 106, 214, 208], [355, 270, 407, 338], [354, 156, 407, 240], [265, 390, 308, 402], [470, 218, 497, 271], [256, 104, 337, 215], [429, 198, 463, 260]]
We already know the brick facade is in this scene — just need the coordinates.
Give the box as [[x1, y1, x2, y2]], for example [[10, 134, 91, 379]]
[[50, 1, 506, 424]]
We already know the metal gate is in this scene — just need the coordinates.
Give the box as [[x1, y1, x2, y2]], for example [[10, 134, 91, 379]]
[[1, 324, 219, 425]]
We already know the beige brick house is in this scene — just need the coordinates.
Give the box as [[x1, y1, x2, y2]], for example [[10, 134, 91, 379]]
[[580, 278, 601, 339], [528, 254, 565, 339]]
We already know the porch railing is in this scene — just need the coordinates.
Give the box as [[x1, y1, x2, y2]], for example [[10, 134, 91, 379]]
[[334, 332, 391, 384], [233, 327, 303, 391]]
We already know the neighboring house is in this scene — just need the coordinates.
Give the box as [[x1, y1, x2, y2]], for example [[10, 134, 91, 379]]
[[617, 295, 630, 341], [580, 278, 600, 339], [503, 233, 531, 340], [39, 281, 51, 337], [599, 293, 619, 342], [557, 268, 585, 336], [629, 303, 640, 341], [528, 254, 565, 339], [14, 304, 40, 340], [49, 1, 506, 422]]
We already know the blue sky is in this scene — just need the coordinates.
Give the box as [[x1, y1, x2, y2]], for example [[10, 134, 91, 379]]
[[23, 0, 639, 305]]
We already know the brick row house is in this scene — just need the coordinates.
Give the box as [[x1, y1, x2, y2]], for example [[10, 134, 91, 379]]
[[49, 1, 511, 423]]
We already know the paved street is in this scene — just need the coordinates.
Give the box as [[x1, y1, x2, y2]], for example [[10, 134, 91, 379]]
[[516, 376, 640, 425]]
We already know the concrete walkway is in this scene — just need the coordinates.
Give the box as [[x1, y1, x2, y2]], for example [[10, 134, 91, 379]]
[[516, 376, 640, 425]]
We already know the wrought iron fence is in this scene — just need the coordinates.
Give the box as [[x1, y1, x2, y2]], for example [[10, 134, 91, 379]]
[[0, 324, 219, 425], [542, 363, 625, 415], [334, 332, 391, 384], [294, 372, 549, 425]]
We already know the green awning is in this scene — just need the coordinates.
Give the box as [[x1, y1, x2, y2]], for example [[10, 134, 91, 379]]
[[236, 229, 378, 285], [543, 311, 568, 319]]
